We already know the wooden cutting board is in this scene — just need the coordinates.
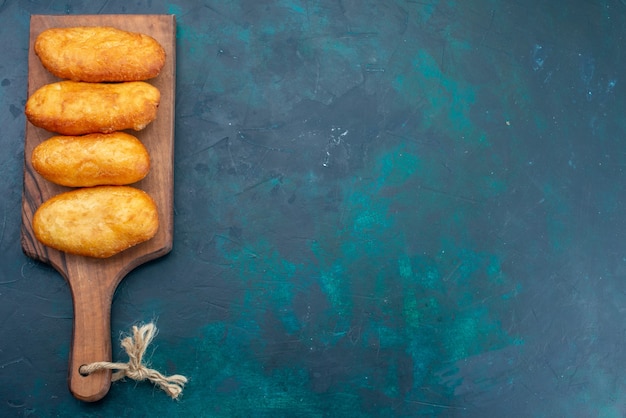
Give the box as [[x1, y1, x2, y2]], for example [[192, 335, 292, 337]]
[[21, 14, 176, 402]]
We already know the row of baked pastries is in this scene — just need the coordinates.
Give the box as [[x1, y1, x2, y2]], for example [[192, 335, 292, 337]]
[[25, 26, 165, 259]]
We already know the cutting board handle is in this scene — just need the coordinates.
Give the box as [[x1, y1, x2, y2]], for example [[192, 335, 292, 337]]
[[64, 263, 120, 402]]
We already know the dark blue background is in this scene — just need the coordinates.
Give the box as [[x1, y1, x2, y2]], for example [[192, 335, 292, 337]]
[[2, 1, 626, 416]]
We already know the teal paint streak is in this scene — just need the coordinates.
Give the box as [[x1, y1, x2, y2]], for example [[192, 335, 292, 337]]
[[377, 148, 420, 185], [410, 0, 439, 23], [317, 261, 350, 316], [309, 179, 398, 316], [230, 239, 301, 330], [282, 0, 307, 15], [392, 48, 478, 140], [166, 3, 183, 16]]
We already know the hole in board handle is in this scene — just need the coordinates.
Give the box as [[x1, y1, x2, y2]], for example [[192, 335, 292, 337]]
[[79, 365, 90, 377]]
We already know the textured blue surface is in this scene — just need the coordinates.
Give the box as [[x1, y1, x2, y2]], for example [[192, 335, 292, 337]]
[[2, 0, 626, 416]]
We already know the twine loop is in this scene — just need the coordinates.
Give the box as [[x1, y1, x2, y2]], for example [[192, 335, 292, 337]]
[[79, 323, 187, 400]]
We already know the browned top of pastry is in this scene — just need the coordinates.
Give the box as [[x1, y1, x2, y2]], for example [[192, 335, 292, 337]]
[[25, 80, 160, 135], [35, 26, 166, 82], [31, 132, 150, 187], [33, 186, 159, 258]]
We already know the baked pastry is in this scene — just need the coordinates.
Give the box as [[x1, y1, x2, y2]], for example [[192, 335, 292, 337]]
[[25, 80, 160, 135], [31, 132, 150, 187], [33, 186, 159, 258], [35, 26, 165, 82]]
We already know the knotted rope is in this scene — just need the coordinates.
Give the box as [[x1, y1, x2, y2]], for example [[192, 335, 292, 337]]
[[79, 323, 187, 400]]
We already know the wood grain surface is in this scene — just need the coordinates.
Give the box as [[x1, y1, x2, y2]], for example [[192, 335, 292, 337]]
[[21, 14, 176, 402]]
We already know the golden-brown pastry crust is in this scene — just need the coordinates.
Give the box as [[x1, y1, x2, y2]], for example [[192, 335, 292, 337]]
[[31, 132, 150, 187], [33, 186, 159, 258], [25, 80, 160, 135], [35, 26, 166, 82]]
